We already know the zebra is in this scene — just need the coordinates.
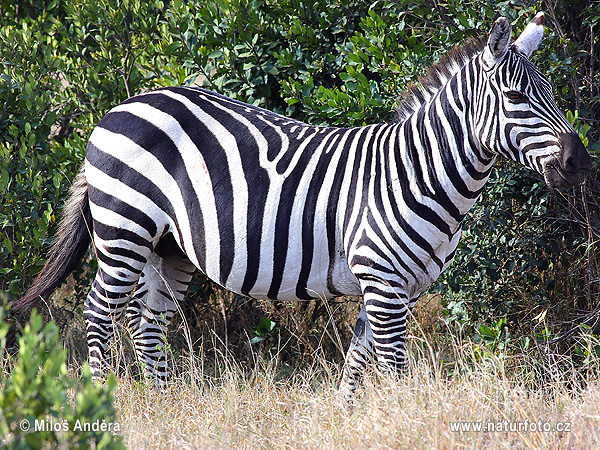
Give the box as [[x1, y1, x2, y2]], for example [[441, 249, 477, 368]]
[[19, 12, 591, 396]]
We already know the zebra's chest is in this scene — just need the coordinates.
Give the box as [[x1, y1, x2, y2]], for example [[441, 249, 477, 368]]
[[411, 228, 462, 298]]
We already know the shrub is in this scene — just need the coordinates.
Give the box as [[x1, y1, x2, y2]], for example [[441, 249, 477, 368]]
[[0, 309, 125, 450]]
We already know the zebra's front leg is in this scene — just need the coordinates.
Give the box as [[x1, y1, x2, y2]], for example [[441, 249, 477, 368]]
[[340, 287, 410, 396], [125, 248, 195, 387]]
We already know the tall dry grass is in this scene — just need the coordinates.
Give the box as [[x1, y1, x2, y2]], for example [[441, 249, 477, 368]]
[[42, 280, 600, 449], [112, 324, 600, 450]]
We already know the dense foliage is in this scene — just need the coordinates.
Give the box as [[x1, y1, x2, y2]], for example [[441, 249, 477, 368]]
[[1, 0, 599, 364], [0, 310, 125, 449]]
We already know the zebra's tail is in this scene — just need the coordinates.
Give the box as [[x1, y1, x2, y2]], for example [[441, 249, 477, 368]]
[[16, 168, 93, 310]]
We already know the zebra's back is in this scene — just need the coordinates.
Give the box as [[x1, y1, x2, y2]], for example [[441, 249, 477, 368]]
[[85, 87, 363, 301]]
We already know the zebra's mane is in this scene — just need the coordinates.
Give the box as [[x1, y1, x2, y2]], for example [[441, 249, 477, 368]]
[[395, 38, 486, 122]]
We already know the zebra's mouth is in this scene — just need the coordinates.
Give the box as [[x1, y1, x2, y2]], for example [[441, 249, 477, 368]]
[[543, 161, 588, 188], [542, 132, 592, 188]]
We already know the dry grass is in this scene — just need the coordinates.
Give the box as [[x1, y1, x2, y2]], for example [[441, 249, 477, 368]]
[[36, 289, 600, 449], [112, 331, 600, 450]]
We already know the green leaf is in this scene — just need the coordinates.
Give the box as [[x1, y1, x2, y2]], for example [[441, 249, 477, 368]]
[[208, 50, 224, 58]]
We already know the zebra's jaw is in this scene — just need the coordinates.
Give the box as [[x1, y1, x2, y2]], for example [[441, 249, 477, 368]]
[[543, 160, 589, 188]]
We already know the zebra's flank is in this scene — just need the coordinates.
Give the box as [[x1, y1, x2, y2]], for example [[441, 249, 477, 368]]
[[16, 168, 92, 310]]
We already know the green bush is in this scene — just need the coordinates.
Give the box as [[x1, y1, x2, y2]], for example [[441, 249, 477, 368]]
[[0, 13, 73, 296], [160, 0, 372, 114], [1, 0, 600, 366], [0, 0, 175, 298], [0, 310, 124, 450]]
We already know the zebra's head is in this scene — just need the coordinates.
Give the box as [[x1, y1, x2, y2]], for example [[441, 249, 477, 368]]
[[477, 12, 592, 188]]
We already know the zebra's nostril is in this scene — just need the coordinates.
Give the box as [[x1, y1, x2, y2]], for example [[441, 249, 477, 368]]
[[564, 154, 578, 173], [559, 132, 592, 174]]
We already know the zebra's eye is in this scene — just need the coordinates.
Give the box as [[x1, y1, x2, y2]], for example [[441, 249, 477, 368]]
[[504, 90, 527, 102]]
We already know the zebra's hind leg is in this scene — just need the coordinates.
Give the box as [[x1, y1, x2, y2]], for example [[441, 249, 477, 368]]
[[84, 242, 151, 383], [125, 234, 196, 387], [339, 306, 375, 397]]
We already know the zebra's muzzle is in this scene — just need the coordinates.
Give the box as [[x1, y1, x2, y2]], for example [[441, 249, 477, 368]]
[[543, 132, 592, 188], [543, 161, 588, 188]]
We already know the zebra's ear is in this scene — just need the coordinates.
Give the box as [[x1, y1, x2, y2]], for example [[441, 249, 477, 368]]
[[483, 17, 511, 69], [513, 12, 545, 57]]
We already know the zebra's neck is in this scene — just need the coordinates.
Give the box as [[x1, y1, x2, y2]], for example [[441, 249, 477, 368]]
[[391, 59, 495, 231]]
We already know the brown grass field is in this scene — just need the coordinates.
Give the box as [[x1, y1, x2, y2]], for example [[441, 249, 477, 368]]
[[4, 293, 600, 449], [111, 323, 600, 450]]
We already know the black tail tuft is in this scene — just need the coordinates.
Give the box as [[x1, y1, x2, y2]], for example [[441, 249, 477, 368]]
[[16, 168, 92, 310]]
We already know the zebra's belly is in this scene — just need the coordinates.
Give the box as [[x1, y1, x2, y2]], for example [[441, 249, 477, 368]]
[[174, 150, 363, 301], [217, 233, 363, 301]]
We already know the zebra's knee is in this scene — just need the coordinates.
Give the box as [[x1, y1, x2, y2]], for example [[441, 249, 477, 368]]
[[362, 307, 410, 375], [383, 347, 409, 373]]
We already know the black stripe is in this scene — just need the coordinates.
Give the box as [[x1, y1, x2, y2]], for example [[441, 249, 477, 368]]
[[326, 129, 357, 296], [268, 130, 328, 299], [93, 221, 153, 251], [88, 186, 158, 237], [296, 131, 340, 299]]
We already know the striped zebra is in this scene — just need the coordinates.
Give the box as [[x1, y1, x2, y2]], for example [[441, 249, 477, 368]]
[[20, 12, 591, 395]]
